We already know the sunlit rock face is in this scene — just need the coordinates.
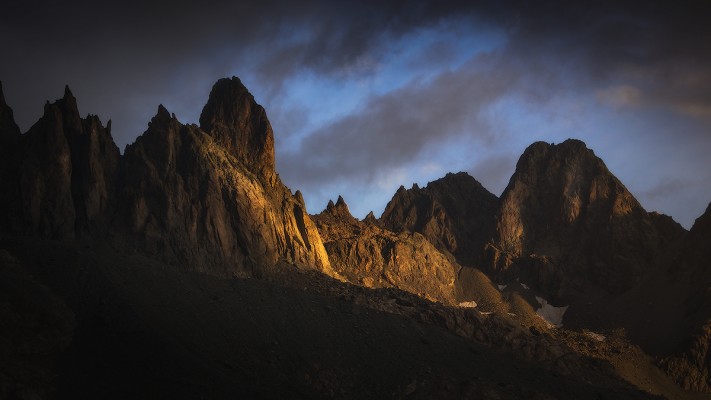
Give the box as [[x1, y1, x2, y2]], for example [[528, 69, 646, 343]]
[[2, 77, 333, 278], [312, 196, 458, 304], [199, 76, 275, 180], [120, 78, 333, 277], [483, 139, 684, 297]]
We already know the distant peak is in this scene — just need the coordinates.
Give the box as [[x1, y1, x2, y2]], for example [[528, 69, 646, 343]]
[[324, 195, 353, 219], [149, 104, 173, 127], [157, 104, 170, 118], [335, 195, 347, 207], [293, 190, 305, 205], [363, 211, 377, 224], [63, 85, 74, 100]]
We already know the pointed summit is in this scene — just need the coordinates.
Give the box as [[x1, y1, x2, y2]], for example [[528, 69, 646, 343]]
[[488, 138, 675, 295], [381, 171, 498, 266], [363, 211, 378, 225], [335, 195, 347, 207], [156, 104, 171, 120], [63, 85, 74, 100], [59, 84, 79, 116], [321, 195, 354, 220], [199, 77, 275, 178]]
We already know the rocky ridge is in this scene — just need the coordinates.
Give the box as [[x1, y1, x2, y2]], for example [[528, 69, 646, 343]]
[[312, 196, 459, 304], [483, 140, 685, 298], [0, 77, 332, 278], [381, 172, 498, 266]]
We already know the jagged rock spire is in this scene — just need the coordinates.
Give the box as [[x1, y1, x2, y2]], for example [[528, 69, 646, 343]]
[[199, 76, 275, 178]]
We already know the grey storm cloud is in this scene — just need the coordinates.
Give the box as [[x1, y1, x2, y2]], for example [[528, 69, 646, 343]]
[[277, 53, 517, 187]]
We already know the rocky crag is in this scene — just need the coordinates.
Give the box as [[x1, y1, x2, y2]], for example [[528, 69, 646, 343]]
[[312, 196, 458, 304], [0, 77, 332, 278], [483, 140, 685, 299], [381, 172, 499, 267]]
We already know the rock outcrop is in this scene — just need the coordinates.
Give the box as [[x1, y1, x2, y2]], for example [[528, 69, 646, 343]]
[[6, 86, 120, 238], [483, 139, 684, 298], [120, 96, 331, 277], [2, 78, 332, 279], [199, 77, 275, 180], [381, 172, 498, 266], [313, 196, 458, 304]]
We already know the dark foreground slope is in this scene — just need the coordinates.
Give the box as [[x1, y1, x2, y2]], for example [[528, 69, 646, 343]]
[[1, 238, 665, 400]]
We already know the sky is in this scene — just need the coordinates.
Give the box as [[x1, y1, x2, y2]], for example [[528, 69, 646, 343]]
[[2, 0, 710, 229]]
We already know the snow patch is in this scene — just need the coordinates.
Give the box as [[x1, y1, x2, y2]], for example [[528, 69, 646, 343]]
[[521, 283, 529, 290], [535, 296, 568, 328], [458, 301, 477, 308], [497, 284, 507, 291]]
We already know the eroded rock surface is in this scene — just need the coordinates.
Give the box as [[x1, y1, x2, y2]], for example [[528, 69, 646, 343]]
[[381, 172, 498, 266], [483, 140, 685, 297], [2, 78, 332, 279], [313, 196, 458, 304], [5, 86, 120, 238]]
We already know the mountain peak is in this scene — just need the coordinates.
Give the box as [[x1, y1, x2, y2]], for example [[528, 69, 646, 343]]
[[63, 85, 74, 101], [489, 138, 667, 295], [335, 195, 347, 208], [199, 77, 275, 177], [323, 195, 354, 220], [381, 171, 498, 266]]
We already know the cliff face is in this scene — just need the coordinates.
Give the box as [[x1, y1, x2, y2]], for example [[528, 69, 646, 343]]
[[380, 172, 498, 266], [2, 78, 332, 278], [483, 140, 684, 297], [199, 77, 275, 180], [657, 202, 711, 392], [312, 197, 458, 304], [4, 86, 120, 239]]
